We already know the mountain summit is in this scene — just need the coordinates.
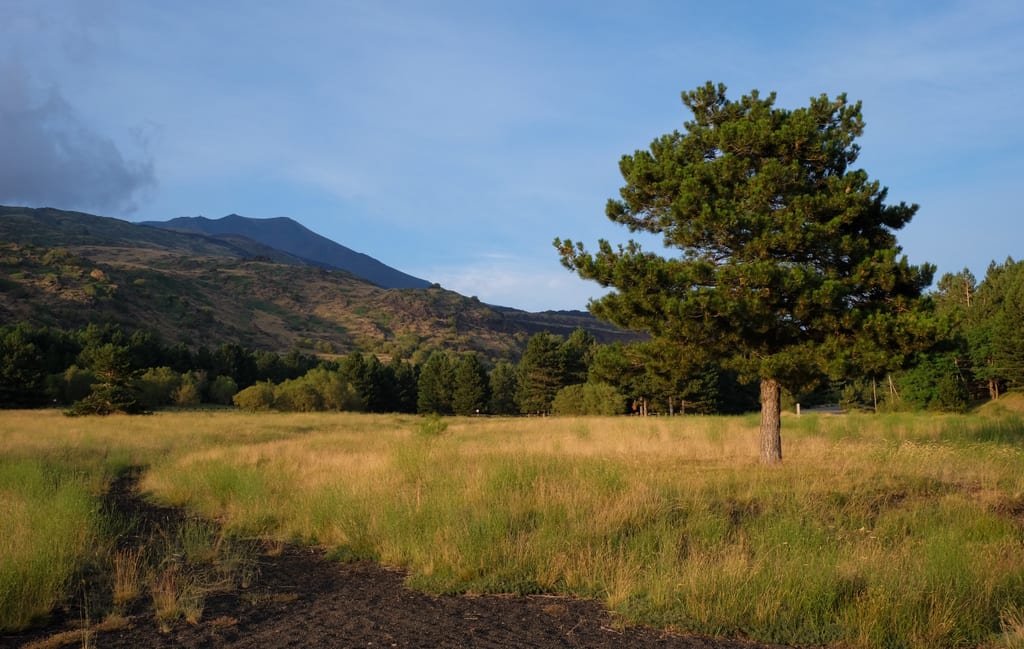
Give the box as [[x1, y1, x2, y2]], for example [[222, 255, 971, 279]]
[[143, 214, 432, 290]]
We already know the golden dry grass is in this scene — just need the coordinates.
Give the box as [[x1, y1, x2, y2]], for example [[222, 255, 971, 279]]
[[4, 408, 1024, 648]]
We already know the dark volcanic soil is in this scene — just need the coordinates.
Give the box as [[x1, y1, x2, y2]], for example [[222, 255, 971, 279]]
[[3, 475, 799, 649]]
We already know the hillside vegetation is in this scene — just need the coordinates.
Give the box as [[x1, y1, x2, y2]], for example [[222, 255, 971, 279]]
[[0, 206, 634, 360]]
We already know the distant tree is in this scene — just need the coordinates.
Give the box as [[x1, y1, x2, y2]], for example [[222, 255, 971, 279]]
[[60, 365, 96, 404], [966, 259, 1024, 399], [390, 358, 419, 413], [173, 370, 207, 407], [213, 343, 257, 388], [233, 381, 276, 411], [895, 352, 970, 412], [488, 361, 519, 415], [360, 355, 395, 412], [303, 367, 362, 411], [452, 352, 489, 415], [973, 259, 1024, 394], [165, 342, 194, 374], [136, 366, 182, 410], [0, 325, 48, 407], [930, 269, 980, 399], [516, 332, 565, 415], [254, 350, 288, 383], [128, 329, 164, 370], [551, 382, 625, 415], [68, 343, 144, 415], [417, 350, 455, 415], [274, 376, 323, 412], [561, 328, 597, 386], [588, 341, 719, 415], [337, 354, 370, 411], [208, 375, 239, 405], [556, 82, 933, 461]]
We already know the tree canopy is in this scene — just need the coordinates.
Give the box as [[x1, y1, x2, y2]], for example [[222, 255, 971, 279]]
[[556, 81, 934, 462]]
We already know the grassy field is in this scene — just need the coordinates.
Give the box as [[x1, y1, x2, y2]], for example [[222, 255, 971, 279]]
[[3, 404, 1024, 648]]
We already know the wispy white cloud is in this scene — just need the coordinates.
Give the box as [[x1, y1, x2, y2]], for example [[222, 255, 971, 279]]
[[420, 252, 605, 312]]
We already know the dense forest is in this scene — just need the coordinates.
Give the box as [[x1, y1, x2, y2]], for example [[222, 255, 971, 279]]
[[1, 256, 1021, 416]]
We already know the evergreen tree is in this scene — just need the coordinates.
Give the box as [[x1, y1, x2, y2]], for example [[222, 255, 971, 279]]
[[213, 343, 257, 388], [932, 269, 979, 399], [0, 325, 48, 407], [68, 343, 144, 415], [338, 353, 370, 411], [981, 259, 1024, 392], [561, 328, 597, 386], [452, 352, 489, 415], [516, 332, 565, 414], [390, 358, 419, 413], [557, 82, 933, 462], [488, 360, 518, 415], [967, 259, 1023, 399], [417, 350, 455, 414]]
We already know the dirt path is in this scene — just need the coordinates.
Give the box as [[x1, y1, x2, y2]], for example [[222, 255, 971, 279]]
[[3, 475, 800, 649]]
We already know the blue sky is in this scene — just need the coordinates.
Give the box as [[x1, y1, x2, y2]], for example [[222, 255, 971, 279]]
[[2, 1, 1022, 311]]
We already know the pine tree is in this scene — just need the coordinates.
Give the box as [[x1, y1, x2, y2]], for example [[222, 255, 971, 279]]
[[557, 82, 933, 462], [417, 350, 455, 415], [516, 332, 565, 415], [68, 343, 144, 415], [0, 325, 48, 407], [452, 352, 489, 415], [488, 361, 518, 415]]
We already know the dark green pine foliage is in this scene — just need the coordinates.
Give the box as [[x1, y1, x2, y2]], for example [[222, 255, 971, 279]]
[[452, 352, 490, 415], [970, 258, 1024, 395], [389, 357, 419, 414], [0, 325, 48, 407], [516, 332, 565, 415], [67, 343, 144, 415], [417, 350, 455, 415], [556, 81, 934, 462], [487, 360, 519, 415], [561, 328, 597, 386]]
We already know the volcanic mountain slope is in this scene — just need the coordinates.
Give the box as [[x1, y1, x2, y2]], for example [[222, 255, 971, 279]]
[[0, 206, 636, 359], [143, 213, 432, 290]]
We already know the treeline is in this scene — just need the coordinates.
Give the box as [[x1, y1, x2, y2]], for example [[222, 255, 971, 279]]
[[859, 257, 1024, 412], [0, 322, 757, 416], [0, 322, 321, 413], [2, 258, 1022, 416]]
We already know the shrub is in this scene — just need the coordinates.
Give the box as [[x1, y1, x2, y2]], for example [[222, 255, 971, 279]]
[[173, 371, 207, 408], [207, 375, 239, 406], [136, 367, 182, 410], [552, 382, 626, 416], [274, 378, 323, 412], [232, 382, 276, 411]]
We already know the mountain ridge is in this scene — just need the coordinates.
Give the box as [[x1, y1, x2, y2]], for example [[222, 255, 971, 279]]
[[141, 214, 432, 290]]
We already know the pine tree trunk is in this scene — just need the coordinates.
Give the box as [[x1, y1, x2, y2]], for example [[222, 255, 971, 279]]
[[759, 378, 783, 464]]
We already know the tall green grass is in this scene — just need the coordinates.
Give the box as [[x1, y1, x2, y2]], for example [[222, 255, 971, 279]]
[[0, 408, 310, 633], [0, 459, 101, 631]]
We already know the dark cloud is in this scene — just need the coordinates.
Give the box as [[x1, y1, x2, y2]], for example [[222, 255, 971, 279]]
[[0, 61, 156, 214]]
